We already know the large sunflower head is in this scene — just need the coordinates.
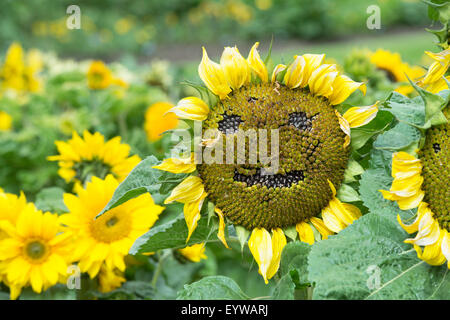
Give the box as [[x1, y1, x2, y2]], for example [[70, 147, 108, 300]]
[[48, 130, 141, 185], [60, 175, 164, 278], [0, 204, 74, 299], [380, 50, 450, 268], [153, 42, 379, 283]]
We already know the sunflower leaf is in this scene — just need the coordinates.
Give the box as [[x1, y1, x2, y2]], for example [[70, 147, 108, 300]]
[[373, 122, 421, 152], [308, 214, 450, 299], [96, 156, 186, 218], [176, 275, 249, 300], [279, 241, 311, 287], [382, 92, 426, 128], [129, 213, 211, 254]]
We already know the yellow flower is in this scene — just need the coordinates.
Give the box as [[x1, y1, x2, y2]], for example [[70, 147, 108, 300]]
[[0, 190, 30, 239], [48, 131, 141, 184], [60, 175, 164, 278], [154, 42, 374, 283], [87, 61, 126, 90], [178, 243, 207, 262], [0, 206, 74, 299], [0, 43, 42, 93], [0, 111, 12, 131], [167, 97, 209, 121], [144, 102, 179, 142], [98, 264, 126, 293], [370, 49, 426, 96]]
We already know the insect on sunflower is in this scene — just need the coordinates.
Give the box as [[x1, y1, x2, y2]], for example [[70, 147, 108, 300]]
[[151, 42, 379, 283]]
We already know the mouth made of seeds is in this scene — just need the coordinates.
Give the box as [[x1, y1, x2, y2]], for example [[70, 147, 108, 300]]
[[234, 167, 304, 188]]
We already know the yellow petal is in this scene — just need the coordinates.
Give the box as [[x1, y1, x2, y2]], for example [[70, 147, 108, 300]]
[[153, 153, 196, 174], [283, 55, 306, 88], [302, 53, 326, 82], [335, 110, 351, 148], [247, 42, 268, 82], [417, 230, 446, 266], [441, 231, 450, 268], [248, 228, 272, 284], [343, 102, 379, 128], [266, 228, 287, 280], [220, 46, 249, 90], [308, 64, 338, 97], [178, 243, 207, 262], [329, 74, 366, 105], [271, 64, 286, 83], [310, 217, 334, 240], [184, 193, 207, 243], [168, 97, 210, 121], [164, 176, 205, 204], [296, 221, 315, 245], [215, 207, 229, 249], [198, 47, 231, 99]]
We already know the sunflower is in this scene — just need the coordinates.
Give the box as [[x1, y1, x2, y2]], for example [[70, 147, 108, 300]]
[[48, 130, 141, 185], [0, 111, 12, 131], [380, 51, 450, 268], [60, 175, 164, 279], [144, 102, 179, 142], [0, 42, 42, 93], [87, 60, 127, 90], [0, 204, 74, 299], [98, 264, 126, 293], [152, 43, 379, 283], [0, 189, 31, 239], [370, 49, 425, 96], [178, 243, 208, 263]]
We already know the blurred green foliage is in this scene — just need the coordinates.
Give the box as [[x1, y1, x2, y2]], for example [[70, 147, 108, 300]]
[[0, 0, 428, 57]]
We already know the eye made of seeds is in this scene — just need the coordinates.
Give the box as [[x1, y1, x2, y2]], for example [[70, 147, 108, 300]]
[[218, 114, 242, 134], [288, 112, 318, 131]]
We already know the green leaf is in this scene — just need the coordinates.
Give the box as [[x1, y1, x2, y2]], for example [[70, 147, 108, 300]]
[[350, 110, 394, 150], [382, 92, 426, 128], [92, 281, 155, 300], [34, 187, 68, 214], [235, 225, 250, 252], [96, 156, 163, 218], [343, 158, 365, 183], [373, 122, 421, 151], [308, 214, 450, 299], [279, 241, 311, 286], [177, 276, 249, 300], [337, 184, 361, 202], [410, 81, 448, 128], [359, 168, 398, 220], [129, 214, 211, 254], [272, 274, 296, 300]]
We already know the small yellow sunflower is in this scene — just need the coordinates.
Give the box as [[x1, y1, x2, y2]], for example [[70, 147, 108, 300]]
[[60, 175, 164, 278], [144, 102, 179, 142], [0, 111, 12, 131], [98, 264, 126, 293], [0, 205, 74, 299], [370, 49, 425, 95], [48, 130, 141, 184], [178, 243, 207, 263], [0, 43, 42, 94], [153, 43, 378, 283], [380, 53, 450, 267], [0, 189, 31, 239], [87, 60, 127, 90]]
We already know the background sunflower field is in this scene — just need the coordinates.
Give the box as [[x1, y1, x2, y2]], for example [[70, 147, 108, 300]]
[[0, 0, 449, 301]]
